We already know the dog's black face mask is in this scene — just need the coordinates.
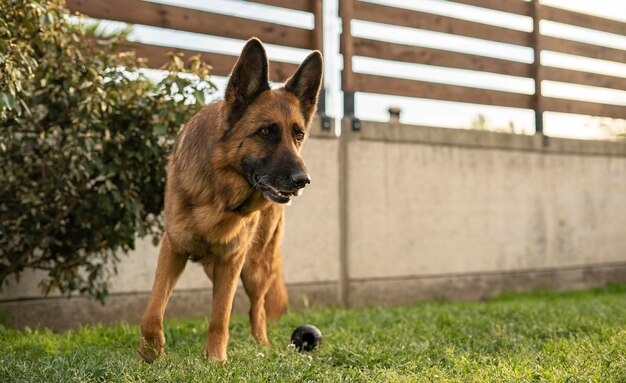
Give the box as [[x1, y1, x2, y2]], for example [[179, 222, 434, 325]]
[[241, 115, 311, 204]]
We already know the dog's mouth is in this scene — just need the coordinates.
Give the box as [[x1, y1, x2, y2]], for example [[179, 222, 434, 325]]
[[251, 174, 300, 204]]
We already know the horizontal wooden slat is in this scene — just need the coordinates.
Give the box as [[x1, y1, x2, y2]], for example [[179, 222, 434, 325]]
[[250, 0, 311, 12], [542, 36, 626, 64], [353, 1, 531, 47], [66, 0, 313, 49], [352, 37, 532, 78], [543, 97, 626, 119], [542, 5, 626, 36], [450, 0, 531, 16], [128, 42, 299, 81], [351, 73, 532, 109], [543, 66, 626, 92]]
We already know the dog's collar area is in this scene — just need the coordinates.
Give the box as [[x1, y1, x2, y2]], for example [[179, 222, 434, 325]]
[[230, 193, 257, 216]]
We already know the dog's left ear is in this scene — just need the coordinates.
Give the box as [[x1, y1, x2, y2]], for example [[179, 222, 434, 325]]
[[285, 51, 323, 125], [225, 38, 270, 127]]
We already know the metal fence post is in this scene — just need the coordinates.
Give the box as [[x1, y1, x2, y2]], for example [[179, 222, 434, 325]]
[[340, 0, 360, 131], [531, 0, 545, 136], [312, 0, 331, 130]]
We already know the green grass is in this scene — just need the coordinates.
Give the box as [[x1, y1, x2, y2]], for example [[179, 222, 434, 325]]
[[2, 285, 625, 382]]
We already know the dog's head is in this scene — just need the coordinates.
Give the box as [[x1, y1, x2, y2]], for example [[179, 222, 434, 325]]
[[222, 38, 323, 204]]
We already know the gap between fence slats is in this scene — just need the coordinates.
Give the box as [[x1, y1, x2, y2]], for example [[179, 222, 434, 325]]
[[449, 0, 530, 16], [250, 0, 311, 12]]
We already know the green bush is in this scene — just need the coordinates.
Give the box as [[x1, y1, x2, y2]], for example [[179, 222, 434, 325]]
[[0, 0, 214, 301]]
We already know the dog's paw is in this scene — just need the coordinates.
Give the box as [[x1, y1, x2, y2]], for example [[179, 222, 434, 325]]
[[203, 346, 228, 363], [138, 332, 165, 363]]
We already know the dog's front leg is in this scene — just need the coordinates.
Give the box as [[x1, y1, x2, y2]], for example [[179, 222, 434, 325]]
[[139, 234, 187, 362], [204, 251, 245, 361], [241, 268, 272, 347]]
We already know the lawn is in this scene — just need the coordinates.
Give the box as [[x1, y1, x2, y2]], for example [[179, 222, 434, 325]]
[[1, 285, 625, 382]]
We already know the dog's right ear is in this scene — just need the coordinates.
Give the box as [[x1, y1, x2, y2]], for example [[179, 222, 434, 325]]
[[224, 38, 270, 126]]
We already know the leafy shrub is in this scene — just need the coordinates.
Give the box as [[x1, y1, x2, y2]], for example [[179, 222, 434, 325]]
[[0, 0, 214, 301]]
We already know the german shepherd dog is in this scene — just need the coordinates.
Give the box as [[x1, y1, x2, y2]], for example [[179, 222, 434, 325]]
[[138, 38, 322, 362]]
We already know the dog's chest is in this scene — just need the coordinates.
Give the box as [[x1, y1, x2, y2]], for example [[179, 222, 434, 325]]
[[187, 214, 260, 262]]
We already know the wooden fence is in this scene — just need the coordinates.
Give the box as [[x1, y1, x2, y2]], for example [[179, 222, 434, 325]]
[[340, 0, 626, 133], [66, 0, 327, 117], [67, 0, 626, 134]]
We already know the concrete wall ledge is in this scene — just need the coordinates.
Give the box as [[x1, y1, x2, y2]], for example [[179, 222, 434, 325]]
[[348, 262, 626, 307], [5, 262, 623, 331], [0, 281, 339, 331], [347, 120, 626, 157]]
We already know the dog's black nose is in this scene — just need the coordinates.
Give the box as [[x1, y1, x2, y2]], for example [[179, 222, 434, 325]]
[[291, 171, 311, 189]]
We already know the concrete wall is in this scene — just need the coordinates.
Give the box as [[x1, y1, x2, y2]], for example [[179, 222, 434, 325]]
[[3, 119, 626, 329], [341, 120, 626, 305]]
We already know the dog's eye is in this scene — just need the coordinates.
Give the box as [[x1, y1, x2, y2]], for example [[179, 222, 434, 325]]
[[295, 131, 305, 142], [258, 124, 276, 137]]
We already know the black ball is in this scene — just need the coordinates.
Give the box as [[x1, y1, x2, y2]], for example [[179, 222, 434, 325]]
[[290, 324, 322, 352]]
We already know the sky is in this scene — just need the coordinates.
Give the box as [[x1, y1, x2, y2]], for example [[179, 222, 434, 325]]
[[95, 0, 626, 139]]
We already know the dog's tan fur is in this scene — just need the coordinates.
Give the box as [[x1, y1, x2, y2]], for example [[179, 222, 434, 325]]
[[139, 38, 322, 362]]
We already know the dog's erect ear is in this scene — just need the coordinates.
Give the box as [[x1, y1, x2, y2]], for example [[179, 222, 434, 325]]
[[285, 51, 323, 125], [225, 38, 270, 126]]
